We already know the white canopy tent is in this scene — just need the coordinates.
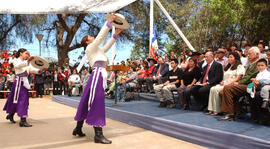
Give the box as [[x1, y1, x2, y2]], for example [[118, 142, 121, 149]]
[[1, 0, 196, 71], [0, 0, 137, 14]]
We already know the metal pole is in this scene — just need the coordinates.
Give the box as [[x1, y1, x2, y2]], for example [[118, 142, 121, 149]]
[[39, 41, 41, 56], [36, 34, 43, 56], [149, 0, 154, 55], [154, 0, 196, 52]]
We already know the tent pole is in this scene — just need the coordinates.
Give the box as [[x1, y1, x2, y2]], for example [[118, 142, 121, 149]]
[[154, 0, 196, 52], [150, 0, 154, 56]]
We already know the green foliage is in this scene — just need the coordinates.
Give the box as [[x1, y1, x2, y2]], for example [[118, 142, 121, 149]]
[[129, 0, 270, 57]]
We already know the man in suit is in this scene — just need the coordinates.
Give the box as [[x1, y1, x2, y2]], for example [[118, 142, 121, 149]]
[[190, 51, 223, 110], [145, 57, 169, 93]]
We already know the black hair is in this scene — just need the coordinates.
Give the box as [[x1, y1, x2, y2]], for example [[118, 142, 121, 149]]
[[171, 58, 178, 64], [16, 48, 27, 58], [244, 44, 251, 48], [188, 57, 197, 64], [224, 52, 241, 71], [257, 58, 268, 66]]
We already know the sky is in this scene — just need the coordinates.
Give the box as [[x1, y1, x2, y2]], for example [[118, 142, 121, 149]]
[[15, 37, 132, 66]]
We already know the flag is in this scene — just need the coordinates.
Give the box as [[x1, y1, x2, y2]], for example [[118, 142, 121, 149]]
[[150, 28, 158, 60]]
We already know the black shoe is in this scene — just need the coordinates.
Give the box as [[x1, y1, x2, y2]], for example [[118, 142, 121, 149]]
[[261, 101, 269, 109], [6, 114, 16, 123], [166, 103, 175, 108], [73, 121, 86, 137], [94, 127, 112, 144], [199, 105, 207, 111], [217, 114, 235, 121], [72, 128, 86, 137], [158, 102, 166, 108], [19, 118, 32, 127], [180, 105, 190, 110]]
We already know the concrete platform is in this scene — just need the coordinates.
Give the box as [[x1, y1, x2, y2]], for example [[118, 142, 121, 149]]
[[0, 96, 206, 149]]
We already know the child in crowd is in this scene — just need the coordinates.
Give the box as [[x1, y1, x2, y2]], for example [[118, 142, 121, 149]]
[[247, 59, 270, 108]]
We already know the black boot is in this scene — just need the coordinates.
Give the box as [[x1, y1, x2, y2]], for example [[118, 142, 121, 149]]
[[19, 118, 32, 127], [94, 127, 112, 144], [72, 121, 86, 137], [6, 113, 16, 123]]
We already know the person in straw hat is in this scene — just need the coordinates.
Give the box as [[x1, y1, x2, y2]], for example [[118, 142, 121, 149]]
[[3, 48, 47, 127], [73, 13, 129, 144]]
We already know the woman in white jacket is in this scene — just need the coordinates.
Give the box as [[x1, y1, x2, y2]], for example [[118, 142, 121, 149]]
[[3, 48, 44, 127], [73, 14, 123, 144]]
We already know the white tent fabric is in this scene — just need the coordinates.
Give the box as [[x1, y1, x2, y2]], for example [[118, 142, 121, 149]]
[[0, 0, 137, 14]]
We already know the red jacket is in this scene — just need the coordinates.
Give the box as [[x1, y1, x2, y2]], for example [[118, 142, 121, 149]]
[[146, 65, 156, 77]]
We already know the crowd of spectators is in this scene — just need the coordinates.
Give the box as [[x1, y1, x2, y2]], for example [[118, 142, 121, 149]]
[[105, 40, 270, 125]]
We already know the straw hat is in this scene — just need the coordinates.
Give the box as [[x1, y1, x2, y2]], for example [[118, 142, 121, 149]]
[[30, 56, 49, 70], [106, 13, 130, 30]]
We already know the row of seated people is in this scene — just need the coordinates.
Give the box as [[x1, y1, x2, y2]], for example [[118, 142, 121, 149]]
[[107, 46, 270, 125]]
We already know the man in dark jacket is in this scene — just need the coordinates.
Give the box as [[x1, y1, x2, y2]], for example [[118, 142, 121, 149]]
[[190, 51, 223, 111], [146, 57, 169, 93], [35, 72, 46, 98]]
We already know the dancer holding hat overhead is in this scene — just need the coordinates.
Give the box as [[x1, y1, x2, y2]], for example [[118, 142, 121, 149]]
[[73, 13, 129, 144], [3, 48, 46, 127]]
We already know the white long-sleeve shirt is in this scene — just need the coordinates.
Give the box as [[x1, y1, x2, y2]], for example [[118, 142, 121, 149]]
[[13, 58, 39, 75], [68, 74, 80, 83], [85, 21, 117, 67]]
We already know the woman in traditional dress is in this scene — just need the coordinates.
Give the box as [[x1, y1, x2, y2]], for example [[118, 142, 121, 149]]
[[73, 14, 125, 144], [3, 48, 44, 127]]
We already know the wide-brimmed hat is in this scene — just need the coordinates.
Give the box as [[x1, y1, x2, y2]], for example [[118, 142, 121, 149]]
[[216, 48, 225, 53], [147, 57, 157, 64], [191, 51, 201, 56], [30, 56, 49, 70], [106, 13, 130, 30]]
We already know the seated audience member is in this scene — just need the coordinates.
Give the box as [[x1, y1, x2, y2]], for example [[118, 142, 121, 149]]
[[6, 71, 15, 91], [230, 43, 238, 53], [218, 47, 260, 121], [258, 43, 267, 59], [137, 61, 148, 92], [177, 58, 201, 110], [170, 51, 177, 59], [116, 66, 138, 102], [179, 54, 188, 70], [2, 58, 9, 68], [80, 68, 90, 92], [215, 48, 228, 69], [247, 59, 270, 121], [190, 51, 223, 111], [236, 49, 248, 69], [116, 71, 128, 101], [207, 52, 245, 115], [1, 49, 9, 59], [138, 58, 156, 93], [106, 71, 122, 99], [154, 59, 182, 108], [145, 57, 169, 92], [247, 59, 270, 98], [68, 69, 81, 96]]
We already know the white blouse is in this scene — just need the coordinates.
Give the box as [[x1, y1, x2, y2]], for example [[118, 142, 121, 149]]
[[13, 58, 39, 75], [223, 64, 245, 84], [85, 21, 116, 67]]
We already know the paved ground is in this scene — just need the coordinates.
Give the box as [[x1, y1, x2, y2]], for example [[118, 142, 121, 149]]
[[0, 96, 206, 149]]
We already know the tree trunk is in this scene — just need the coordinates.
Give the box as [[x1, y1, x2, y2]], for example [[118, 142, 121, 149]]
[[57, 48, 68, 68]]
